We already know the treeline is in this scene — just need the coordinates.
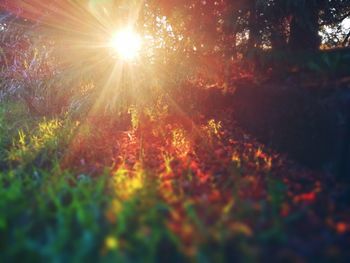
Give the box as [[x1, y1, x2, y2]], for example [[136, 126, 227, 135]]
[[155, 0, 349, 54], [0, 0, 349, 114]]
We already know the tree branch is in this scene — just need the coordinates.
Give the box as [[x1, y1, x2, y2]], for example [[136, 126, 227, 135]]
[[320, 11, 350, 26]]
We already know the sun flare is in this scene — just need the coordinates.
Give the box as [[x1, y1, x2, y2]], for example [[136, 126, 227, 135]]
[[110, 29, 142, 61]]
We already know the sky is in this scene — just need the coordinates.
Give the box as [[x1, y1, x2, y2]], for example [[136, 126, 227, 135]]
[[343, 17, 350, 31], [319, 17, 350, 45]]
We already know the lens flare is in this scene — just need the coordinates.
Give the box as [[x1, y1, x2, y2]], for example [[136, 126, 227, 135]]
[[110, 29, 142, 61]]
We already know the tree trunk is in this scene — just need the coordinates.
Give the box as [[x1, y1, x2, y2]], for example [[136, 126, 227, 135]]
[[271, 17, 289, 51], [248, 9, 258, 50], [289, 3, 320, 51]]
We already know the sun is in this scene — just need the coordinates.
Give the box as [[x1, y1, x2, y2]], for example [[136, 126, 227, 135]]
[[110, 29, 142, 61]]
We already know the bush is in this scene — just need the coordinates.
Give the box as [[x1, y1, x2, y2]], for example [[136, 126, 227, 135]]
[[232, 83, 341, 171]]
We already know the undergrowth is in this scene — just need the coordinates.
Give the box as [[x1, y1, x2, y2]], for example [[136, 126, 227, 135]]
[[0, 101, 348, 263]]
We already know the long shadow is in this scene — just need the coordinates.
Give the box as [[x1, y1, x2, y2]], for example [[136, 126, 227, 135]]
[[231, 81, 350, 181]]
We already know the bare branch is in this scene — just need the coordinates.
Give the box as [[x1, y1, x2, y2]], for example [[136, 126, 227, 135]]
[[320, 11, 350, 26]]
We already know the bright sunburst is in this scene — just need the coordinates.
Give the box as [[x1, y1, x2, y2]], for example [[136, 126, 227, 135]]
[[110, 29, 142, 61]]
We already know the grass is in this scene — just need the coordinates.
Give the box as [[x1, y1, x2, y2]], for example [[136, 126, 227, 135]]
[[0, 101, 348, 263]]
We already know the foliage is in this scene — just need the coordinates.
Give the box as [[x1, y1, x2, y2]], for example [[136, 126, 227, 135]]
[[0, 2, 349, 261], [0, 98, 349, 262], [0, 17, 74, 115], [0, 1, 349, 117]]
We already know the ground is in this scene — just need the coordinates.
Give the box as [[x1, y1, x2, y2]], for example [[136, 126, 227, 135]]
[[0, 97, 349, 263]]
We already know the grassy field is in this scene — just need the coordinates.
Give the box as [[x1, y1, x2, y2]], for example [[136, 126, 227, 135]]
[[1, 101, 349, 263]]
